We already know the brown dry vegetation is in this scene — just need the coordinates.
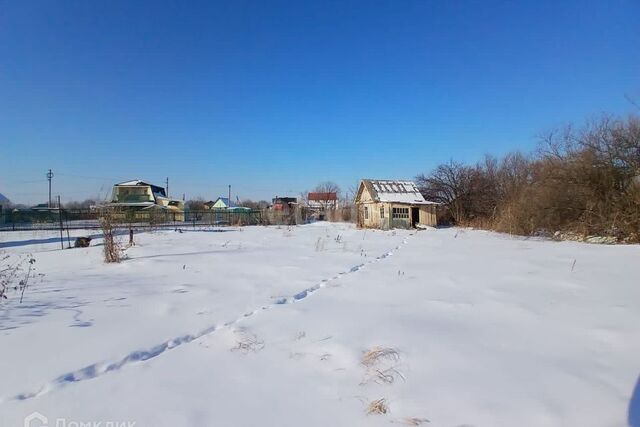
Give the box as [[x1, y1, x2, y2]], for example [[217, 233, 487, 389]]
[[366, 398, 389, 415], [99, 209, 122, 263], [417, 115, 640, 242]]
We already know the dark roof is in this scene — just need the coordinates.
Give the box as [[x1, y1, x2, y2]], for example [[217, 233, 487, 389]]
[[273, 197, 297, 204]]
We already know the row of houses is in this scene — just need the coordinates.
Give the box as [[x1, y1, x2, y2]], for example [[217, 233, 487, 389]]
[[111, 178, 437, 229], [109, 180, 261, 222], [3, 178, 438, 230]]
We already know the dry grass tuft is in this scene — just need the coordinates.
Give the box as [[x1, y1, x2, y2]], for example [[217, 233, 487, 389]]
[[366, 398, 389, 415], [363, 367, 406, 385], [231, 328, 265, 354], [361, 346, 404, 385], [361, 347, 400, 367], [395, 417, 430, 425]]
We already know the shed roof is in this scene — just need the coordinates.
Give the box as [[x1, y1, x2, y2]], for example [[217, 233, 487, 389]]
[[360, 179, 436, 205]]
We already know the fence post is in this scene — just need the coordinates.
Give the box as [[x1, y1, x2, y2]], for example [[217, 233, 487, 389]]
[[65, 210, 71, 248], [58, 196, 64, 250]]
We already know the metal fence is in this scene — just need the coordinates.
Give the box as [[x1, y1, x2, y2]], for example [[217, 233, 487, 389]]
[[0, 209, 263, 231]]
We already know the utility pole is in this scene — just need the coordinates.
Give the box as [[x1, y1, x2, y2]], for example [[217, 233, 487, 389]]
[[228, 184, 231, 206], [165, 177, 169, 198], [47, 169, 54, 207]]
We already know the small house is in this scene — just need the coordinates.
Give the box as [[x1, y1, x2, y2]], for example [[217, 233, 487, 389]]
[[307, 192, 338, 210], [307, 192, 338, 220], [109, 179, 184, 221], [355, 179, 437, 229], [272, 197, 297, 213], [202, 197, 253, 225], [204, 197, 237, 210], [266, 196, 301, 225]]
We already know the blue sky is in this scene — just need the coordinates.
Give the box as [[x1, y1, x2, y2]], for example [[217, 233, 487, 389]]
[[1, 0, 638, 204]]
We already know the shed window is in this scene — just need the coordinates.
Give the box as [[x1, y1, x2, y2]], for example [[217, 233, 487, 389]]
[[380, 207, 385, 219], [364, 206, 369, 220], [392, 207, 409, 219]]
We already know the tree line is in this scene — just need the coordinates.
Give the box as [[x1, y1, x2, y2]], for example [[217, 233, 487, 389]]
[[416, 114, 640, 242]]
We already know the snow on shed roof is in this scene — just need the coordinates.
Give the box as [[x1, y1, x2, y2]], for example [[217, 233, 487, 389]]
[[362, 179, 436, 205], [115, 179, 154, 186]]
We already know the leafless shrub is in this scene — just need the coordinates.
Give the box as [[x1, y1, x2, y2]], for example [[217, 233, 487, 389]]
[[1, 253, 38, 303], [146, 209, 165, 232], [326, 205, 357, 223], [99, 209, 121, 263]]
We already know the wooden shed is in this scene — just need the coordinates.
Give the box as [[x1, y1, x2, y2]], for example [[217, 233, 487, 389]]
[[355, 179, 437, 229]]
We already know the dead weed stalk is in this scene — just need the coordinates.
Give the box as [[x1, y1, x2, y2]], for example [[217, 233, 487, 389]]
[[366, 398, 389, 415]]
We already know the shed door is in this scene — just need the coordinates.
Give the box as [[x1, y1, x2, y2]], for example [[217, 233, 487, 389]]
[[411, 207, 419, 227]]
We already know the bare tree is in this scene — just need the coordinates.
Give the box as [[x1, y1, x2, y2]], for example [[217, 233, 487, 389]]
[[239, 199, 269, 210], [63, 199, 97, 209], [310, 181, 341, 210], [314, 181, 341, 197], [185, 198, 206, 211], [416, 160, 475, 224]]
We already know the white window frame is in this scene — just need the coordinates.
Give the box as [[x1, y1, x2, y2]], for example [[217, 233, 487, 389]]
[[392, 207, 409, 219]]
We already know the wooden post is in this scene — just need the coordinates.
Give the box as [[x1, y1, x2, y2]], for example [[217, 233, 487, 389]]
[[58, 196, 64, 250]]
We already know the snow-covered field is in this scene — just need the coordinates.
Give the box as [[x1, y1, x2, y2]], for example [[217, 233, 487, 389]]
[[1, 224, 639, 427]]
